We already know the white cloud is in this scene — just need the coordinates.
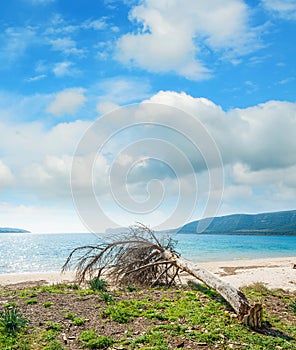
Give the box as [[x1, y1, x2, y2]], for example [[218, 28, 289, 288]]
[[21, 155, 73, 199], [47, 88, 87, 116], [148, 91, 296, 172], [0, 27, 35, 67], [96, 101, 119, 115], [82, 19, 107, 30], [116, 0, 261, 80], [49, 37, 85, 56], [262, 0, 296, 20], [1, 89, 296, 231], [53, 61, 78, 77], [26, 74, 47, 82], [95, 77, 151, 106], [0, 202, 86, 233], [0, 160, 14, 188], [232, 163, 296, 189], [45, 15, 108, 36]]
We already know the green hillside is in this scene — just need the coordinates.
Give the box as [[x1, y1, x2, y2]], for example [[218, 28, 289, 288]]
[[178, 210, 296, 235]]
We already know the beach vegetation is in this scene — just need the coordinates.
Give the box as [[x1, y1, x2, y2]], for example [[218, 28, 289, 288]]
[[38, 283, 75, 294], [40, 328, 58, 341], [290, 299, 296, 315], [64, 311, 75, 320], [126, 285, 137, 292], [18, 289, 37, 298], [0, 279, 295, 349], [45, 321, 63, 332], [25, 298, 38, 305], [43, 339, 65, 350], [79, 330, 114, 349], [0, 306, 28, 334], [43, 301, 53, 307], [100, 291, 114, 304], [88, 277, 108, 292], [73, 317, 86, 326], [4, 301, 18, 308], [241, 282, 269, 297]]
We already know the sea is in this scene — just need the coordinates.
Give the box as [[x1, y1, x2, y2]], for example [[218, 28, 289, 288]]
[[1, 232, 296, 274]]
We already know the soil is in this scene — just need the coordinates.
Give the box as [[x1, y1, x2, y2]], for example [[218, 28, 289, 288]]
[[0, 281, 295, 350]]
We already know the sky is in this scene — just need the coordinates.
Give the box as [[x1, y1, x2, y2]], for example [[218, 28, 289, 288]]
[[0, 0, 295, 233]]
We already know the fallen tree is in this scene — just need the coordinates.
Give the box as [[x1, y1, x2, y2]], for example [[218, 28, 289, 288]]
[[63, 223, 262, 328]]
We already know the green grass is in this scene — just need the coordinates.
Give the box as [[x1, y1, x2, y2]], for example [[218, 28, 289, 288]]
[[43, 339, 65, 350], [64, 311, 75, 320], [4, 302, 18, 308], [0, 306, 28, 334], [45, 321, 63, 332], [290, 300, 296, 315], [100, 292, 114, 304], [79, 330, 114, 349], [24, 298, 38, 305], [0, 283, 296, 349], [43, 301, 53, 308], [88, 277, 108, 292], [73, 317, 86, 326]]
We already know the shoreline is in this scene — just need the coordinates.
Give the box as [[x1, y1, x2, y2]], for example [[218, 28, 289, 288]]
[[0, 256, 295, 291]]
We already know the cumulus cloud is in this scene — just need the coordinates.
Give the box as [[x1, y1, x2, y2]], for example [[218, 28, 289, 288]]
[[262, 0, 296, 20], [116, 0, 261, 80], [46, 88, 86, 116], [0, 160, 14, 188], [1, 90, 296, 230], [147, 91, 296, 172]]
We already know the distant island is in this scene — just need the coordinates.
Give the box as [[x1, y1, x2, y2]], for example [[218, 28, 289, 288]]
[[177, 210, 296, 235], [0, 227, 30, 233]]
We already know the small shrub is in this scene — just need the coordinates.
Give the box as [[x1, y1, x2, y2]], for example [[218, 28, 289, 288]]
[[25, 299, 38, 305], [126, 285, 137, 292], [43, 302, 53, 308], [106, 307, 132, 323], [89, 277, 108, 292], [0, 306, 28, 334], [18, 290, 37, 298], [40, 329, 57, 341], [73, 317, 86, 326], [45, 321, 62, 332], [4, 302, 18, 308], [72, 283, 80, 290], [80, 330, 114, 349], [100, 292, 114, 304], [290, 299, 296, 315], [243, 282, 269, 295], [65, 312, 75, 320], [44, 340, 65, 350]]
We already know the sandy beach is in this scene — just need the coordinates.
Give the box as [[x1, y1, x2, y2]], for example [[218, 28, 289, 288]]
[[198, 256, 296, 291], [0, 256, 295, 291], [0, 271, 76, 288]]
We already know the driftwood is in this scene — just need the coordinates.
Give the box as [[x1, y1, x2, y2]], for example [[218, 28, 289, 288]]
[[63, 223, 262, 328]]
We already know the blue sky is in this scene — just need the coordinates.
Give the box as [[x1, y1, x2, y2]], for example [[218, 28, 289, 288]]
[[0, 0, 295, 232]]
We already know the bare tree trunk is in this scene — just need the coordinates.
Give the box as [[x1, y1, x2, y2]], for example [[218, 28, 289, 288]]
[[63, 223, 262, 328], [162, 250, 262, 327]]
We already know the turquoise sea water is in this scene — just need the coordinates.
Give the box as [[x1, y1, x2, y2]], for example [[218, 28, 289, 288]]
[[1, 232, 296, 274]]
